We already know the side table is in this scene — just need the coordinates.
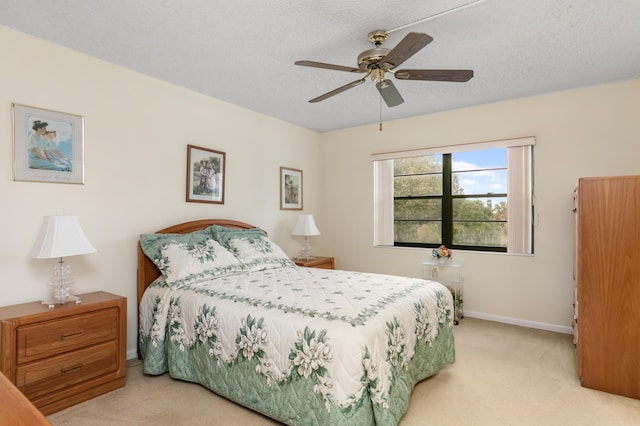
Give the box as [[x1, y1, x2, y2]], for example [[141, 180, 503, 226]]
[[0, 291, 126, 414], [293, 256, 334, 269], [423, 261, 464, 324]]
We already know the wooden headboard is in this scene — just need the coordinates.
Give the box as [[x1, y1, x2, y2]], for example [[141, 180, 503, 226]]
[[136, 219, 258, 306]]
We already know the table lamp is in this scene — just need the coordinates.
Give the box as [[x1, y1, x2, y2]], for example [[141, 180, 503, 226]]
[[29, 215, 96, 306], [291, 214, 320, 260]]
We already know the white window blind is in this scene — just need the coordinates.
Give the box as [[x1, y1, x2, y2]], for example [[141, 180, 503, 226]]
[[373, 159, 394, 246], [507, 144, 533, 253]]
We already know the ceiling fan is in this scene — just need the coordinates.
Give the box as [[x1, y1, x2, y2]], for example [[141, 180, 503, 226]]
[[295, 30, 474, 107]]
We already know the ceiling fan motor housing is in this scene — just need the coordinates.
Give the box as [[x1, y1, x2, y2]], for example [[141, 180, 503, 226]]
[[357, 47, 391, 72], [359, 30, 393, 73]]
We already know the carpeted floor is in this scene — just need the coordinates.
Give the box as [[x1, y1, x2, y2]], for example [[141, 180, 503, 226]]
[[47, 318, 640, 425]]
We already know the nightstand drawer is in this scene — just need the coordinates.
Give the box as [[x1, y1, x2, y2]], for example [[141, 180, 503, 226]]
[[17, 308, 118, 364], [16, 340, 118, 399]]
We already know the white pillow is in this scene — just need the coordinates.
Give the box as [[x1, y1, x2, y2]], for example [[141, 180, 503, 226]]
[[140, 231, 244, 288], [227, 235, 296, 272]]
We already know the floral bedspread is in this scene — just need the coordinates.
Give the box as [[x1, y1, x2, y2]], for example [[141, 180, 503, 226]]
[[139, 266, 455, 425]]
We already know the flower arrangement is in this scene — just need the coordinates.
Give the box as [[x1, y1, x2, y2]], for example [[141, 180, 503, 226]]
[[432, 245, 452, 259]]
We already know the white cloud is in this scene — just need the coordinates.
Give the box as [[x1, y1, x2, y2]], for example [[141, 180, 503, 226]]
[[455, 169, 506, 194]]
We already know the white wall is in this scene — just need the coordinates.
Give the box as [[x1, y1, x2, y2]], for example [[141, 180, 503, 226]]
[[320, 78, 640, 333], [0, 26, 322, 358]]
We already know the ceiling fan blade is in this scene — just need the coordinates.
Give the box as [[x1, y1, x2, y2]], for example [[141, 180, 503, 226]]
[[394, 69, 474, 82], [381, 32, 433, 69], [295, 60, 361, 73], [309, 77, 367, 103], [376, 80, 404, 107]]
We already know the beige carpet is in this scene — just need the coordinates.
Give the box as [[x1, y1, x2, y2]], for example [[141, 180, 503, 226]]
[[47, 318, 640, 425]]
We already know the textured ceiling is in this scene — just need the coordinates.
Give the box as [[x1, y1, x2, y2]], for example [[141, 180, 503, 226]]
[[1, 0, 639, 132]]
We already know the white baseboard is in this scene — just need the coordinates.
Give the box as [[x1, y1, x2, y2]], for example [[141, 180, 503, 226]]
[[463, 310, 574, 335], [127, 349, 138, 360]]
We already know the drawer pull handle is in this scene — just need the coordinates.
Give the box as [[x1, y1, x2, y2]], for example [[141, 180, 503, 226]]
[[61, 330, 84, 340], [61, 363, 83, 375]]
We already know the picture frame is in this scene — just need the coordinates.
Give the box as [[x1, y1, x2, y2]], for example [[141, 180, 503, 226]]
[[12, 103, 85, 184], [280, 167, 303, 210], [186, 144, 225, 204]]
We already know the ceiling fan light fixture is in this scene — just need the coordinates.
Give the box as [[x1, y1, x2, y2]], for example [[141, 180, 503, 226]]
[[371, 68, 385, 83]]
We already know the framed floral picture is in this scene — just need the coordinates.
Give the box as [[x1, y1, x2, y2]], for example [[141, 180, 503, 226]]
[[186, 144, 225, 204], [12, 103, 85, 184], [280, 167, 303, 210]]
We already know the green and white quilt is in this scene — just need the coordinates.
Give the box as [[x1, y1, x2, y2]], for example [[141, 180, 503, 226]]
[[139, 266, 455, 425]]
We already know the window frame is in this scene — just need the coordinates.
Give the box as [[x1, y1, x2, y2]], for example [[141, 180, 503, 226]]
[[372, 137, 535, 254]]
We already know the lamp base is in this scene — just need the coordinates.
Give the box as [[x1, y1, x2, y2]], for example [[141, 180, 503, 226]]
[[295, 255, 316, 261], [42, 294, 82, 309], [299, 237, 314, 261], [43, 258, 82, 308]]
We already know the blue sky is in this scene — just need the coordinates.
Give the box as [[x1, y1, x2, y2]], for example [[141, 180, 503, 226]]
[[452, 148, 507, 195]]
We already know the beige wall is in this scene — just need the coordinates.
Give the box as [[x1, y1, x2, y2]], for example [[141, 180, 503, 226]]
[[2, 24, 639, 356], [0, 26, 322, 357], [320, 78, 640, 332]]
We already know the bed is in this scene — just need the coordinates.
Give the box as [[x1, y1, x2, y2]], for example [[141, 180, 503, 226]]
[[137, 219, 455, 425]]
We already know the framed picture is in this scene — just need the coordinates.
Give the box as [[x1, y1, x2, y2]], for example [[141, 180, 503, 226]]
[[280, 167, 303, 210], [186, 144, 225, 204], [12, 103, 85, 184]]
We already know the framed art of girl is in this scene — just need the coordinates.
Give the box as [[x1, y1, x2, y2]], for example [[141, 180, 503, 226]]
[[186, 144, 226, 204]]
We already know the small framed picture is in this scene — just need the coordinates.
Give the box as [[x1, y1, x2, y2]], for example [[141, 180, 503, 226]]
[[12, 103, 85, 184], [280, 167, 303, 210], [186, 144, 225, 204]]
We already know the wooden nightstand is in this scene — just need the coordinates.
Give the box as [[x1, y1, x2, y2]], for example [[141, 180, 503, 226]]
[[0, 291, 126, 415], [293, 256, 335, 269]]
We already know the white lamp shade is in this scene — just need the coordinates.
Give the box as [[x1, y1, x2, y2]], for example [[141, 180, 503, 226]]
[[29, 215, 97, 259], [291, 214, 320, 236]]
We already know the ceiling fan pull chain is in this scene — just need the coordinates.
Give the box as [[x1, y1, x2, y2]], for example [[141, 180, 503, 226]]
[[379, 96, 383, 132]]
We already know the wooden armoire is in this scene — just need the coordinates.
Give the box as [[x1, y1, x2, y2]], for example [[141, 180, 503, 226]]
[[574, 175, 640, 399]]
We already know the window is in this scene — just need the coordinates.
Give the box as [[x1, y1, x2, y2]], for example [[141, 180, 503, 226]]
[[372, 137, 534, 254]]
